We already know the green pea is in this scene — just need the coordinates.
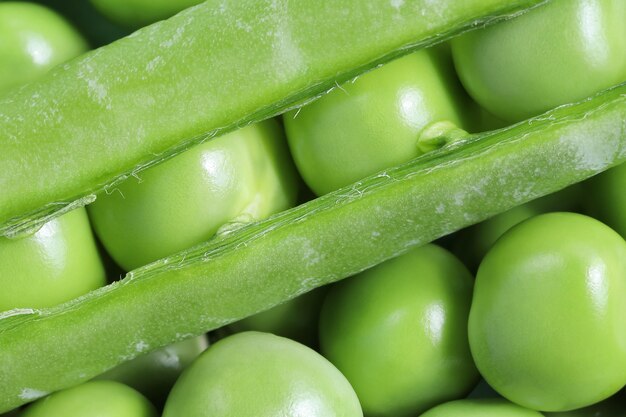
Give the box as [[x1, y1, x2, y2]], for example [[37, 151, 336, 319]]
[[420, 398, 543, 417], [284, 48, 469, 195], [21, 380, 156, 417], [320, 244, 477, 416], [452, 0, 626, 122], [0, 208, 105, 311], [88, 119, 297, 270], [0, 2, 87, 95], [162, 331, 362, 417], [470, 212, 626, 411]]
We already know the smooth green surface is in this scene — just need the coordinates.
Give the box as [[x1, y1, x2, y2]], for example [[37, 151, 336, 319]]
[[95, 335, 208, 407], [470, 213, 626, 411], [0, 207, 106, 311], [21, 380, 157, 417], [0, 2, 87, 95], [420, 398, 542, 417], [284, 47, 469, 195], [452, 0, 626, 123], [0, 0, 546, 237], [88, 119, 297, 270], [90, 0, 204, 28], [162, 332, 362, 417], [0, 83, 622, 412], [320, 244, 477, 417]]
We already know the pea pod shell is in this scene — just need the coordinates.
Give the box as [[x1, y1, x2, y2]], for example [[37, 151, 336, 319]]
[[0, 81, 624, 413], [0, 0, 545, 237]]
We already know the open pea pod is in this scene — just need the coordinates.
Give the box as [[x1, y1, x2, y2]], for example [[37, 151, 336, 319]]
[[1, 0, 624, 413], [0, 0, 546, 237], [1, 82, 624, 412]]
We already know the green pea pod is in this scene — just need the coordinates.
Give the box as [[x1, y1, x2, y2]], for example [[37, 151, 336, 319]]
[[0, 81, 624, 412], [0, 0, 546, 238]]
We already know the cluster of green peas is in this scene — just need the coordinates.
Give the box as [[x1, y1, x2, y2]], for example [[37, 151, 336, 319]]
[[1, 0, 625, 416]]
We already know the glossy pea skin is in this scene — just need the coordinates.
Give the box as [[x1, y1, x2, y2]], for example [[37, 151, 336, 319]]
[[470, 212, 626, 411], [451, 0, 626, 123], [162, 331, 362, 417], [0, 2, 87, 95], [0, 207, 105, 311], [319, 244, 478, 417], [95, 335, 208, 407], [284, 47, 469, 195], [21, 380, 156, 417], [88, 119, 297, 271], [420, 398, 543, 417], [89, 0, 204, 28]]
